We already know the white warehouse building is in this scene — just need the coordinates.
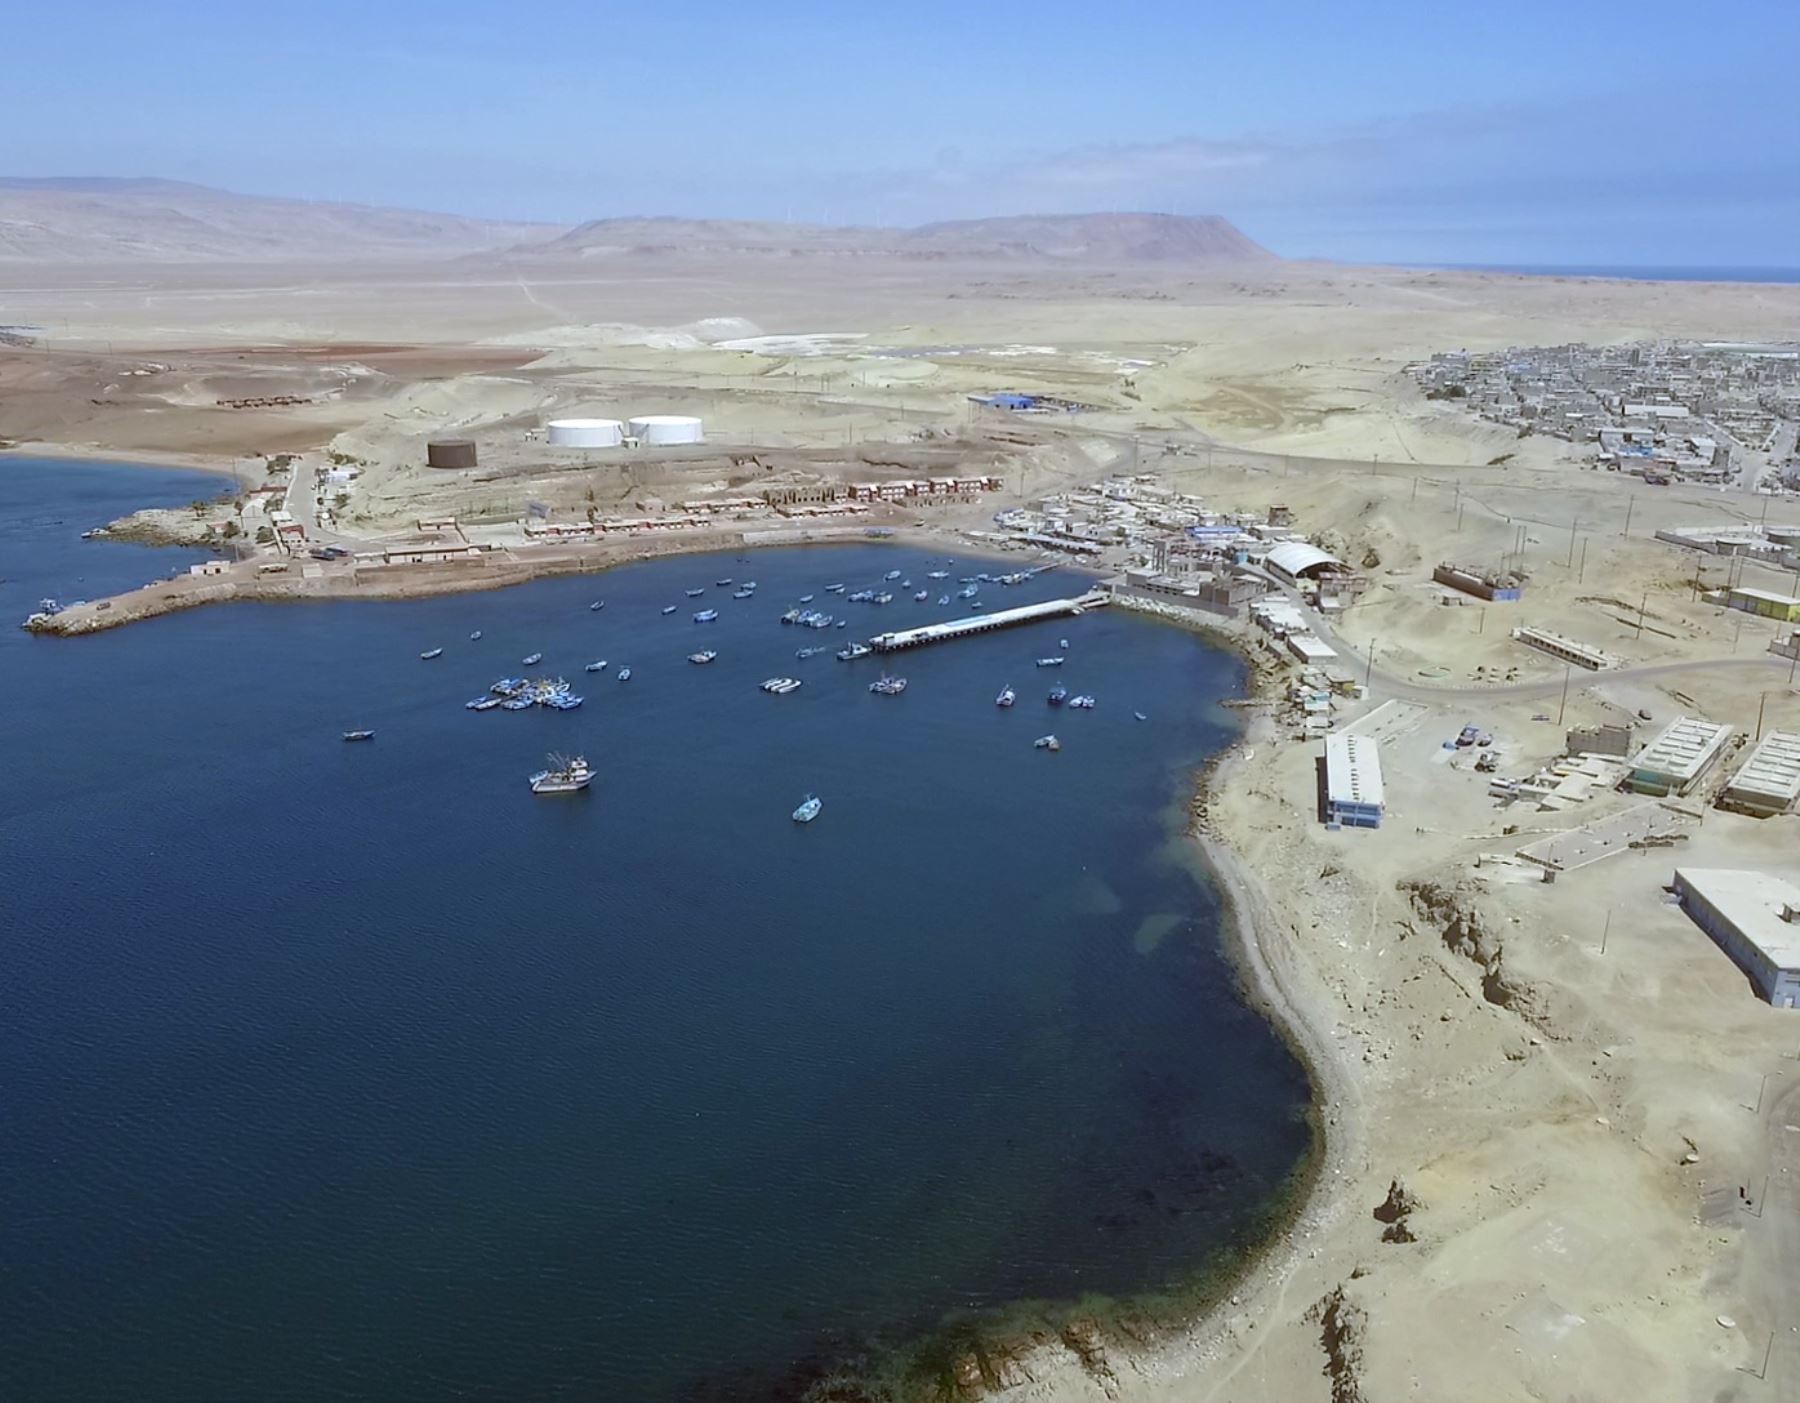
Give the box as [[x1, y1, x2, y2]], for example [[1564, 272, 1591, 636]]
[[547, 418, 625, 448], [629, 414, 705, 446]]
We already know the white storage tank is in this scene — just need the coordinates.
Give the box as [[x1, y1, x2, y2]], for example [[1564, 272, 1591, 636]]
[[628, 414, 704, 446], [546, 417, 625, 448]]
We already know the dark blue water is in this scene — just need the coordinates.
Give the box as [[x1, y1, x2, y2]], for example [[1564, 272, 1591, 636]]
[[0, 457, 1312, 1402]]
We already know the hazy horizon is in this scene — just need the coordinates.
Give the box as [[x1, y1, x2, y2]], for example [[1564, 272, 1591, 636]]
[[9, 0, 1798, 266]]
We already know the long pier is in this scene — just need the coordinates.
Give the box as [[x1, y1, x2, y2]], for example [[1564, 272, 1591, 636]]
[[869, 590, 1108, 652]]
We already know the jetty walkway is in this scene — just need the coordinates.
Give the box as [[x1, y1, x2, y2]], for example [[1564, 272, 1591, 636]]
[[869, 590, 1108, 652]]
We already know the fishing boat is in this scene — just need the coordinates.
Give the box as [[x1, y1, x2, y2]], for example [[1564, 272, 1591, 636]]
[[420, 647, 444, 660], [522, 652, 543, 666], [342, 729, 376, 742], [873, 592, 893, 605], [1047, 685, 1068, 706], [995, 685, 1015, 708], [914, 590, 929, 601], [824, 583, 846, 593], [469, 630, 482, 640], [793, 795, 822, 823], [781, 608, 803, 624], [502, 697, 533, 711], [957, 585, 978, 599], [836, 620, 848, 628], [733, 589, 755, 600], [937, 594, 950, 606], [1134, 711, 1148, 721], [715, 578, 733, 587], [741, 581, 757, 591], [884, 569, 902, 581], [466, 696, 502, 711], [1034, 735, 1061, 751], [617, 667, 632, 681], [1035, 656, 1064, 668], [1059, 638, 1070, 650], [761, 677, 802, 695], [926, 570, 948, 580], [585, 660, 609, 672], [590, 600, 605, 611], [662, 605, 677, 614], [529, 754, 593, 794], [693, 609, 718, 623], [798, 594, 815, 603], [795, 645, 828, 658], [689, 650, 718, 664], [869, 675, 907, 696], [1068, 694, 1096, 709], [686, 588, 706, 597], [836, 642, 872, 661]]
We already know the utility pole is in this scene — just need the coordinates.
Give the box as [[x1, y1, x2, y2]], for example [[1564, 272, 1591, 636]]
[[1601, 909, 1611, 955], [1567, 518, 1578, 568], [1623, 495, 1635, 536], [1756, 692, 1767, 741], [1365, 636, 1378, 687], [1578, 537, 1588, 583], [1558, 664, 1571, 725], [1636, 591, 1648, 638]]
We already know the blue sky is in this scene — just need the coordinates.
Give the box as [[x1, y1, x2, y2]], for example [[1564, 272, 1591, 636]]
[[9, 0, 1799, 265]]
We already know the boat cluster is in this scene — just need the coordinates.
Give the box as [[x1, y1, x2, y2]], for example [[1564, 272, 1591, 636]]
[[761, 676, 802, 695], [780, 608, 836, 628], [869, 675, 908, 696], [471, 676, 584, 711]]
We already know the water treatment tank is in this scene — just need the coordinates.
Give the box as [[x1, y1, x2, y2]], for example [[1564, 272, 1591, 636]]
[[546, 417, 625, 449], [628, 414, 704, 446], [426, 438, 478, 469]]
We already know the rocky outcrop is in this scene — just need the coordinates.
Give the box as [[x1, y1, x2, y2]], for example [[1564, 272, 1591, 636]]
[[1308, 1285, 1368, 1403], [1373, 1177, 1421, 1243]]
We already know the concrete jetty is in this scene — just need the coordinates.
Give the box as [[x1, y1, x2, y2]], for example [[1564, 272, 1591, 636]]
[[869, 590, 1107, 652]]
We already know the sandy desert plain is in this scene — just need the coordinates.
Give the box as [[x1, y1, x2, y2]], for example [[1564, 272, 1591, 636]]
[[7, 225, 1800, 1402]]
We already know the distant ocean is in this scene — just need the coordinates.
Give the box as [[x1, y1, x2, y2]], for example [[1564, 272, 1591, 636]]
[[1436, 264, 1800, 285]]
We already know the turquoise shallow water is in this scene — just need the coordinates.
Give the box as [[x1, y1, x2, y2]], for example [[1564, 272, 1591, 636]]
[[0, 457, 1311, 1402]]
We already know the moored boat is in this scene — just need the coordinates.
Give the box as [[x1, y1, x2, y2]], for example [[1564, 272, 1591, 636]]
[[420, 647, 444, 660], [522, 652, 543, 666], [1034, 734, 1061, 751], [342, 729, 375, 741], [1035, 656, 1064, 667], [1047, 684, 1068, 706], [590, 600, 605, 611], [996, 685, 1015, 707], [687, 588, 706, 597], [529, 753, 593, 794], [663, 605, 678, 614], [836, 642, 872, 660], [469, 630, 482, 640], [761, 676, 802, 694], [616, 666, 632, 681], [793, 795, 822, 823], [586, 660, 609, 672], [693, 609, 719, 622], [690, 650, 718, 664], [869, 675, 907, 696]]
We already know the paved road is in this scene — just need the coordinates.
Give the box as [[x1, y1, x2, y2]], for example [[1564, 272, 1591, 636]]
[[1725, 1071, 1800, 1397]]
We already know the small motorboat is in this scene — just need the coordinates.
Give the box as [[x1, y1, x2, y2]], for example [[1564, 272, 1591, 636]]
[[799, 594, 815, 603], [837, 643, 872, 661], [732, 589, 754, 600], [741, 581, 758, 591], [715, 578, 733, 587], [1134, 711, 1148, 722], [694, 609, 719, 623], [617, 667, 632, 681], [590, 600, 605, 611], [687, 588, 706, 597], [884, 570, 902, 581], [586, 660, 609, 673], [824, 583, 845, 593], [466, 696, 502, 711], [1035, 735, 1061, 752], [869, 675, 907, 696], [1035, 656, 1065, 668], [995, 685, 1015, 708], [690, 651, 718, 664], [796, 646, 827, 658], [914, 590, 929, 601], [761, 677, 802, 694], [342, 729, 376, 742], [937, 594, 950, 606], [420, 647, 444, 660], [1059, 638, 1070, 650], [522, 652, 544, 666], [1047, 685, 1068, 706], [469, 630, 482, 640], [793, 795, 822, 824], [1068, 695, 1096, 710], [662, 605, 678, 614]]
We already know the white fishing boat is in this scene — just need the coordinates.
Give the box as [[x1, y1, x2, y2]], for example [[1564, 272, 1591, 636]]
[[793, 795, 822, 823], [995, 685, 1015, 708], [1034, 735, 1061, 751], [420, 647, 444, 660], [529, 753, 593, 794], [522, 652, 543, 666], [585, 660, 609, 672], [662, 605, 678, 614], [617, 667, 632, 681], [469, 630, 482, 640], [869, 675, 907, 696], [690, 651, 718, 664]]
